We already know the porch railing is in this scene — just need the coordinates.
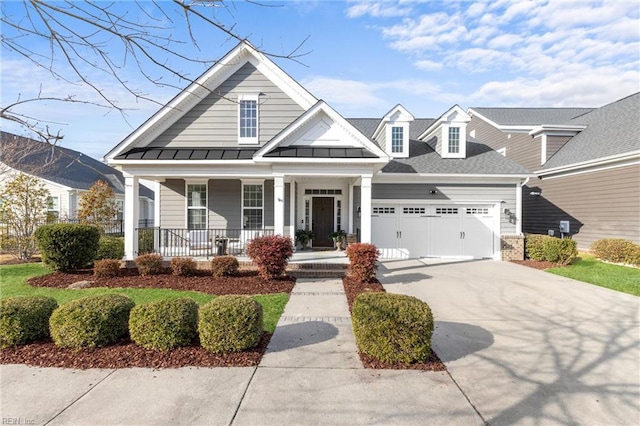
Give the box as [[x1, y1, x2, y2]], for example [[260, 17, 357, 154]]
[[137, 228, 275, 258]]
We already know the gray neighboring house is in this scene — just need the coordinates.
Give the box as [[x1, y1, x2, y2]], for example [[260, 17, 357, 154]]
[[468, 92, 640, 250], [0, 131, 154, 223], [105, 41, 531, 260]]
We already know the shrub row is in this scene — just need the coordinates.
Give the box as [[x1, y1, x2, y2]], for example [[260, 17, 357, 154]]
[[0, 294, 262, 353], [352, 292, 434, 364], [590, 238, 640, 266], [525, 234, 577, 265]]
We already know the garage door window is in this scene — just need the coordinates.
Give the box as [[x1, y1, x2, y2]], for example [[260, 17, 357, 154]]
[[373, 207, 395, 214], [436, 207, 458, 215], [403, 207, 425, 214], [466, 207, 489, 215]]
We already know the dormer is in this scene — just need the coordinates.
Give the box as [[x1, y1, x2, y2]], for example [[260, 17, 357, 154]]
[[418, 105, 470, 159], [529, 125, 586, 165], [372, 104, 414, 158]]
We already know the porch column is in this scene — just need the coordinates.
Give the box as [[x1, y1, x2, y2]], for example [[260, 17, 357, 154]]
[[289, 178, 296, 240], [360, 174, 372, 243], [274, 175, 285, 236], [124, 174, 139, 260], [348, 180, 354, 233], [153, 181, 161, 253], [516, 180, 524, 235]]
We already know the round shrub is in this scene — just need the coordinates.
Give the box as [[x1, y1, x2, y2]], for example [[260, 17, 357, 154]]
[[591, 238, 640, 266], [352, 292, 434, 364], [0, 296, 58, 348], [246, 235, 293, 279], [198, 296, 263, 353], [49, 294, 134, 349], [135, 253, 164, 276], [93, 259, 122, 278], [525, 234, 546, 261], [129, 298, 198, 351], [170, 257, 197, 277], [210, 256, 239, 278], [96, 236, 124, 260], [346, 243, 379, 283], [543, 237, 577, 265], [35, 223, 100, 271]]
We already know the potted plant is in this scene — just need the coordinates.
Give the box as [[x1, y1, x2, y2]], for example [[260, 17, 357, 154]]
[[329, 229, 347, 251], [295, 229, 315, 250]]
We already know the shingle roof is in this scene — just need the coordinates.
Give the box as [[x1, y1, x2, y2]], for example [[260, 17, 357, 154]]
[[542, 92, 640, 170], [346, 118, 436, 140], [0, 132, 154, 199], [381, 138, 531, 175], [470, 107, 594, 126]]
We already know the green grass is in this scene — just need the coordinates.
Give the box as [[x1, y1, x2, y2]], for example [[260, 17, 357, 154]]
[[0, 263, 288, 333], [547, 255, 640, 297]]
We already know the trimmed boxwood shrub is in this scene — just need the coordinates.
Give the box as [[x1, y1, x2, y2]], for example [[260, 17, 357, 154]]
[[525, 234, 577, 265], [35, 223, 100, 271], [346, 243, 379, 283], [49, 294, 134, 349], [0, 296, 58, 348], [210, 256, 239, 278], [591, 238, 640, 266], [352, 292, 434, 364], [93, 259, 122, 278], [129, 298, 198, 351], [246, 235, 293, 279], [198, 296, 262, 353], [96, 236, 124, 260], [135, 253, 164, 276], [170, 257, 197, 277]]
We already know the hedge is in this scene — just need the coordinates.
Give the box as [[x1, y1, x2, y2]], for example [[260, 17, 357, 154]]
[[211, 256, 239, 278], [49, 295, 134, 349], [96, 236, 124, 260], [198, 296, 262, 353], [0, 296, 58, 348], [352, 292, 434, 364], [129, 298, 198, 351], [591, 238, 640, 266], [135, 253, 164, 276], [35, 224, 100, 271], [525, 234, 577, 265]]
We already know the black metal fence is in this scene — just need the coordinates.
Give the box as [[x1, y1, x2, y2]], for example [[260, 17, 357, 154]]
[[137, 228, 275, 258]]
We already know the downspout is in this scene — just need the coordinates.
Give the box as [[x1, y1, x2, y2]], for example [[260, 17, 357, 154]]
[[516, 177, 530, 235]]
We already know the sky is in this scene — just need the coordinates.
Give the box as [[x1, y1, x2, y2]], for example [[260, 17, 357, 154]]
[[1, 0, 639, 160]]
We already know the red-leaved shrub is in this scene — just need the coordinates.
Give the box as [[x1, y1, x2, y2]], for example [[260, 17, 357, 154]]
[[246, 235, 293, 279], [135, 253, 164, 276], [346, 243, 379, 283], [93, 259, 122, 278], [210, 256, 239, 278], [170, 257, 197, 276]]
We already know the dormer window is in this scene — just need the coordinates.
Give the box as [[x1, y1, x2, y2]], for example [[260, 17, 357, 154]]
[[238, 94, 259, 144], [391, 127, 404, 153], [448, 127, 460, 154]]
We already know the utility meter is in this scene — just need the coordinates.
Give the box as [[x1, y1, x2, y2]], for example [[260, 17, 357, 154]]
[[559, 221, 570, 234]]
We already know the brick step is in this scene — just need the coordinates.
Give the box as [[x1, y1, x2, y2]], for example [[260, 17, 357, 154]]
[[288, 269, 347, 279]]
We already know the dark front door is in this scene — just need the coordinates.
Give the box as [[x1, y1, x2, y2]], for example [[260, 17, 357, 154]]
[[312, 197, 334, 248]]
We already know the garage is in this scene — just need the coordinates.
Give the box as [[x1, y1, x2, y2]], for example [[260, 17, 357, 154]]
[[372, 204, 496, 259]]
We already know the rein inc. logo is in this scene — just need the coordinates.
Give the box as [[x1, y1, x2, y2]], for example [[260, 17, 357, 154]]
[[1, 418, 34, 425]]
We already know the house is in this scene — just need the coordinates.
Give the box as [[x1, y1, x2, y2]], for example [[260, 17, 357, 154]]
[[105, 41, 531, 261], [0, 131, 155, 225], [468, 93, 640, 250]]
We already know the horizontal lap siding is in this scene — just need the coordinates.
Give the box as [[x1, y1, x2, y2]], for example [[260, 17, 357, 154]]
[[160, 179, 185, 228], [372, 183, 517, 234], [209, 180, 241, 229], [353, 186, 361, 232], [150, 63, 304, 148], [524, 165, 640, 249], [546, 136, 571, 163]]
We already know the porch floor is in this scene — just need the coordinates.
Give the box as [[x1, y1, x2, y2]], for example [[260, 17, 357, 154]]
[[184, 248, 349, 264]]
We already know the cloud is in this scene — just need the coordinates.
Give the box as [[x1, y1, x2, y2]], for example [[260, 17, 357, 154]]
[[414, 59, 443, 71], [345, 1, 412, 18]]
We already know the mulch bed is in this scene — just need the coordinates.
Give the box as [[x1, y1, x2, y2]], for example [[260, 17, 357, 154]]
[[28, 268, 295, 295], [0, 257, 42, 265], [0, 333, 271, 369], [342, 276, 446, 372], [511, 259, 561, 270]]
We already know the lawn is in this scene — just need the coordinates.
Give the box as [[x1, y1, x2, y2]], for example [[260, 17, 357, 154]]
[[547, 255, 640, 297], [0, 263, 288, 332]]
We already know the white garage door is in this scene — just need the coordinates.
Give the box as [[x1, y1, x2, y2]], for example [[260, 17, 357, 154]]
[[372, 204, 495, 259]]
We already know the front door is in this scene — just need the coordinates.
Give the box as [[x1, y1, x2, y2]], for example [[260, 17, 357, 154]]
[[312, 197, 334, 247]]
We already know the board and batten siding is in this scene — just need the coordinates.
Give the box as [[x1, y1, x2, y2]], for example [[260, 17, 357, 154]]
[[524, 165, 640, 249], [468, 116, 539, 171], [372, 183, 517, 234], [150, 63, 305, 148]]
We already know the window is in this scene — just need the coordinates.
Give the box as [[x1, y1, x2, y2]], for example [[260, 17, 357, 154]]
[[436, 207, 458, 215], [391, 127, 403, 153], [116, 200, 124, 221], [46, 196, 59, 221], [242, 184, 263, 229], [403, 207, 425, 215], [238, 94, 258, 144], [187, 184, 207, 229], [373, 207, 395, 215], [448, 127, 460, 154]]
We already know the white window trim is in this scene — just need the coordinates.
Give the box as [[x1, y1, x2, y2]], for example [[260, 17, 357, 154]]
[[385, 122, 409, 158], [185, 181, 208, 229], [238, 93, 259, 145], [47, 195, 60, 219], [442, 123, 466, 159], [241, 179, 264, 230]]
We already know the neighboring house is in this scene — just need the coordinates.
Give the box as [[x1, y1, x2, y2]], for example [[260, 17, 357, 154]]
[[105, 41, 531, 260], [468, 93, 640, 250], [0, 131, 154, 224]]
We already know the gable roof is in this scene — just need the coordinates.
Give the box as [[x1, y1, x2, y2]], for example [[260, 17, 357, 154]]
[[0, 132, 154, 199], [105, 41, 318, 161], [417, 105, 469, 140], [469, 107, 594, 128], [541, 92, 640, 170], [348, 118, 435, 141]]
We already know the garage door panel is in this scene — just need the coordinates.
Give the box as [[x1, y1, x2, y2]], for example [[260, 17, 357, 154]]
[[430, 207, 462, 257], [399, 215, 428, 258], [463, 208, 494, 258], [372, 208, 406, 259]]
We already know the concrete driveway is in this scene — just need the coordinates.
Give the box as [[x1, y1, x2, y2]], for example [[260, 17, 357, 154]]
[[379, 259, 640, 426]]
